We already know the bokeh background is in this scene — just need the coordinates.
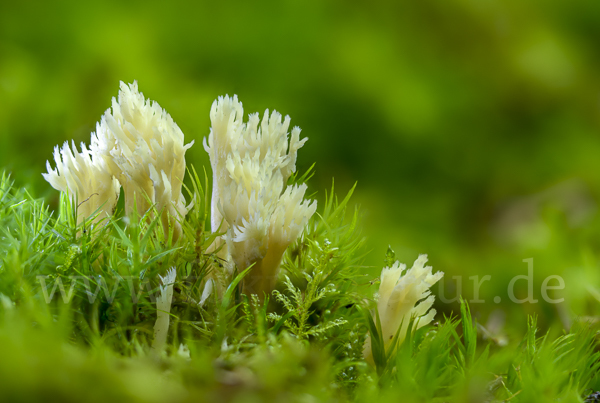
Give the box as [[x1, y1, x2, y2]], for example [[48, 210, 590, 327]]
[[2, 0, 600, 330]]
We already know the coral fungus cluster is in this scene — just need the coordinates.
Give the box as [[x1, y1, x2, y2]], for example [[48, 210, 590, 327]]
[[43, 82, 443, 362], [44, 81, 193, 237], [204, 95, 317, 297]]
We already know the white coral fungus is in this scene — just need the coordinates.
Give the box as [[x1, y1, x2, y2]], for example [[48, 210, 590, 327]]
[[44, 81, 193, 237], [43, 141, 120, 226], [152, 267, 177, 353], [204, 95, 316, 297], [92, 81, 194, 237], [363, 254, 444, 366]]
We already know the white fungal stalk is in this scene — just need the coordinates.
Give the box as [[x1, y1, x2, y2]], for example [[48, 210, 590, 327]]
[[363, 255, 444, 366], [152, 267, 177, 353], [204, 95, 316, 297], [91, 81, 194, 238], [43, 141, 120, 226]]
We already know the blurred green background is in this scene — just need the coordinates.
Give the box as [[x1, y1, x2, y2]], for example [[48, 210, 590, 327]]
[[2, 0, 600, 326]]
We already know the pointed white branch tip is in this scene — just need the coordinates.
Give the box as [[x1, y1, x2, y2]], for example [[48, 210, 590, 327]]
[[199, 279, 214, 307]]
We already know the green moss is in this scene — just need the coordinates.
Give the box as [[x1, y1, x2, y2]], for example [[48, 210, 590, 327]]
[[0, 170, 599, 402]]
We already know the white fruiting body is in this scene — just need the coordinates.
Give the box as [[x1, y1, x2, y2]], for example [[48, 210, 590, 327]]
[[204, 95, 316, 297], [363, 255, 444, 366], [43, 141, 120, 226], [152, 267, 177, 353], [91, 81, 194, 238], [44, 81, 194, 237]]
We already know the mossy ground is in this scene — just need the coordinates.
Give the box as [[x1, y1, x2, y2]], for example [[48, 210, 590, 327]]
[[1, 170, 599, 403]]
